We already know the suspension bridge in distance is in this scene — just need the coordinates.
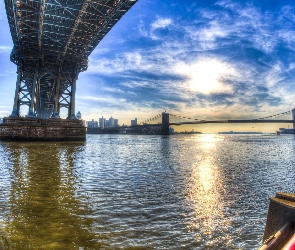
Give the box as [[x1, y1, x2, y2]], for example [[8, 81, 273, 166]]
[[137, 109, 295, 135]]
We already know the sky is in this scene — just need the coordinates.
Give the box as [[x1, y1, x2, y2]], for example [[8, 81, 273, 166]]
[[1, 0, 295, 132]]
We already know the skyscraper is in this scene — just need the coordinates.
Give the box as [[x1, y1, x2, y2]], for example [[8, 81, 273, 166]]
[[99, 116, 106, 128], [109, 116, 114, 127]]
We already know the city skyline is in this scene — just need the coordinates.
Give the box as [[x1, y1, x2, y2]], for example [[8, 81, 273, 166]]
[[1, 0, 295, 132]]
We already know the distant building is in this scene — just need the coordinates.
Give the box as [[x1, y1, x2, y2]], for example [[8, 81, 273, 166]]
[[76, 111, 81, 119], [105, 120, 110, 128], [87, 119, 98, 128], [131, 118, 137, 126], [114, 119, 119, 127], [109, 116, 114, 127], [99, 116, 105, 128], [0, 118, 3, 124]]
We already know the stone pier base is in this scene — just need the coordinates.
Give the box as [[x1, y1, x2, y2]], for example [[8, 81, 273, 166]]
[[0, 117, 86, 141]]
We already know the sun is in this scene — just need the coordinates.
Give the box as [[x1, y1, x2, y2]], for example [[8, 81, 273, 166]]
[[176, 59, 235, 94]]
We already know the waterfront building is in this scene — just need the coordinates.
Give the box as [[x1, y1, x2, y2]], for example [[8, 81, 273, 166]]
[[105, 120, 110, 128], [131, 118, 137, 126], [87, 119, 98, 128]]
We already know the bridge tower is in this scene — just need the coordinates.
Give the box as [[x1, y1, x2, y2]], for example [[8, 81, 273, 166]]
[[161, 111, 169, 135], [5, 0, 137, 119], [292, 109, 295, 129]]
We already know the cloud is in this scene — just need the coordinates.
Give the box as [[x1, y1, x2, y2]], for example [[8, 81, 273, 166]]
[[120, 80, 157, 89], [151, 18, 172, 30], [139, 17, 173, 40], [187, 1, 281, 54], [0, 46, 12, 53]]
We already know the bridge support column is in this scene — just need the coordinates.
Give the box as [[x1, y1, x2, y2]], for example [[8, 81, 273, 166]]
[[52, 76, 61, 118], [28, 70, 38, 117], [10, 67, 21, 117], [70, 77, 77, 119]]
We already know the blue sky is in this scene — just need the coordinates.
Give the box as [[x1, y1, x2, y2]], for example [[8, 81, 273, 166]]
[[1, 0, 295, 130]]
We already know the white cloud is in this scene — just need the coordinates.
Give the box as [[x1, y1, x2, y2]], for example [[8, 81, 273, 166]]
[[137, 20, 149, 37], [88, 51, 145, 74], [100, 86, 125, 93], [150, 17, 172, 40], [78, 95, 127, 104], [197, 1, 282, 54], [120, 80, 156, 89], [263, 63, 285, 88], [184, 22, 230, 50], [136, 17, 173, 40], [0, 46, 12, 53], [278, 30, 295, 50], [124, 51, 142, 66], [100, 86, 138, 96], [280, 5, 295, 23], [151, 18, 172, 30]]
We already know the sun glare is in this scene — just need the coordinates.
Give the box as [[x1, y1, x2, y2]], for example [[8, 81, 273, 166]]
[[176, 59, 235, 94]]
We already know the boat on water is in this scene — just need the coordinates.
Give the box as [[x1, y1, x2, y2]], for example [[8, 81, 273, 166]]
[[218, 131, 262, 134], [276, 128, 295, 135], [176, 130, 202, 134]]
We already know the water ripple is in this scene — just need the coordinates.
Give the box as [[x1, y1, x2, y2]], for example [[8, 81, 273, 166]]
[[0, 134, 295, 249]]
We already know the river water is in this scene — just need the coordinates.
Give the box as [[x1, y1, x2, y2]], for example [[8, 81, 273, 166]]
[[0, 134, 295, 249]]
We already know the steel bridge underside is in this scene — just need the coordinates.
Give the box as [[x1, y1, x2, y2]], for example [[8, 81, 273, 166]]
[[5, 0, 137, 118]]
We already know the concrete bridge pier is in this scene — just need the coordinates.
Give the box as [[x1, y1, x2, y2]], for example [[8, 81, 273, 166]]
[[0, 117, 86, 141]]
